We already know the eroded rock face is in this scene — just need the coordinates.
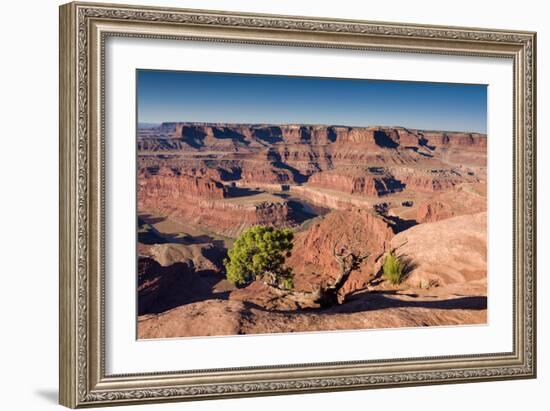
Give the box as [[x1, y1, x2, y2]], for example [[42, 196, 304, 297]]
[[138, 168, 298, 237], [138, 168, 227, 200], [416, 201, 448, 223], [140, 198, 296, 238], [289, 186, 374, 210], [390, 212, 487, 287], [307, 168, 404, 197], [422, 131, 488, 150], [138, 123, 487, 196], [415, 183, 487, 223], [389, 167, 480, 193], [138, 123, 487, 158], [138, 242, 224, 271], [240, 165, 294, 184], [138, 257, 215, 315], [287, 209, 394, 297]]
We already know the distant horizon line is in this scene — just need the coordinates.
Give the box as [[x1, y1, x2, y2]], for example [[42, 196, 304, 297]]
[[137, 121, 487, 135]]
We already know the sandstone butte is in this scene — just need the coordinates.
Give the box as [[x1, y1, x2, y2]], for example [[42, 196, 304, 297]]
[[136, 122, 488, 338]]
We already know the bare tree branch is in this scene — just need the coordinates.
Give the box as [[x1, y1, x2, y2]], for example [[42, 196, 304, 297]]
[[390, 239, 408, 255], [262, 243, 371, 308]]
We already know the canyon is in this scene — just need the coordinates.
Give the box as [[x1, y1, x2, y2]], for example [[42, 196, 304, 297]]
[[137, 122, 488, 338]]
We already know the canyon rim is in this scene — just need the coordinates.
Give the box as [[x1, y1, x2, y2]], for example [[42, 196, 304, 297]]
[[136, 70, 488, 339]]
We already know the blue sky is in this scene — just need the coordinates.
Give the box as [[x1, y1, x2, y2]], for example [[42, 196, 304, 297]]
[[137, 70, 487, 133]]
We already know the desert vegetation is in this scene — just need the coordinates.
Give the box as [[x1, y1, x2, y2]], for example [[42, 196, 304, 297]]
[[224, 226, 294, 289], [382, 252, 405, 285]]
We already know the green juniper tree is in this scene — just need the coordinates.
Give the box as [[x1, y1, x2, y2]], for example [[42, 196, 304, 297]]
[[224, 226, 294, 289]]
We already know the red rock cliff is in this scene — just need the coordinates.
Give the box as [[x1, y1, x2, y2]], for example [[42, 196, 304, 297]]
[[287, 209, 394, 296], [138, 168, 227, 201], [307, 169, 404, 197]]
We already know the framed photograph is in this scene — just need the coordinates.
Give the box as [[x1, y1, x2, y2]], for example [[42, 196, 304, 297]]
[[59, 2, 537, 408]]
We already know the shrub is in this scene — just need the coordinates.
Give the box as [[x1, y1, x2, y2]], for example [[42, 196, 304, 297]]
[[224, 226, 294, 288], [382, 251, 405, 284]]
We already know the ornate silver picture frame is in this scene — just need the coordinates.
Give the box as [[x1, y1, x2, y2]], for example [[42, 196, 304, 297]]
[[59, 1, 536, 408]]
